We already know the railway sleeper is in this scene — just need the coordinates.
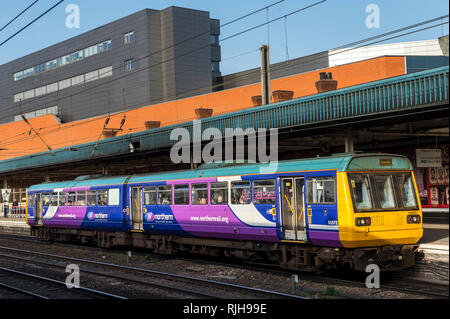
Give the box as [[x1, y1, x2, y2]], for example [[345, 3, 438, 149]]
[[30, 227, 418, 272]]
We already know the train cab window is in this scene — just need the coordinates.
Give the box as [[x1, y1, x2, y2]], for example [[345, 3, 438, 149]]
[[97, 190, 108, 206], [67, 192, 76, 206], [143, 187, 157, 205], [58, 192, 67, 206], [349, 174, 373, 210], [307, 177, 335, 204], [50, 193, 59, 207], [253, 180, 276, 205], [77, 191, 86, 206], [374, 176, 396, 209], [87, 190, 97, 206], [192, 184, 208, 205], [174, 185, 189, 205], [231, 181, 251, 205], [211, 182, 228, 205], [395, 174, 417, 209], [158, 185, 172, 205], [42, 193, 50, 207]]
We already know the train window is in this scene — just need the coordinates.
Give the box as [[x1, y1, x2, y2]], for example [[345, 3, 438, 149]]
[[158, 185, 172, 205], [58, 192, 66, 206], [374, 176, 396, 209], [211, 182, 228, 205], [67, 192, 76, 206], [42, 193, 50, 207], [143, 186, 157, 205], [307, 177, 335, 204], [108, 189, 120, 206], [253, 180, 276, 205], [174, 185, 189, 205], [97, 190, 108, 206], [192, 184, 208, 205], [28, 193, 35, 206], [50, 193, 59, 206], [87, 190, 96, 206], [395, 174, 417, 209], [77, 191, 86, 206], [348, 174, 373, 210], [231, 181, 251, 205]]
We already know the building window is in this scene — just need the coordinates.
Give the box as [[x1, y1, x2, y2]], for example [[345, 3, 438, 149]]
[[210, 35, 219, 45], [13, 40, 112, 81], [211, 62, 220, 72], [124, 59, 135, 72], [124, 31, 134, 45]]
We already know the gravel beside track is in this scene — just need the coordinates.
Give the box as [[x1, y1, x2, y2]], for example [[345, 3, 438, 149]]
[[0, 232, 446, 299]]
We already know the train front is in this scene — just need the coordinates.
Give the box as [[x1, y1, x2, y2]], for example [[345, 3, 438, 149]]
[[337, 155, 423, 271]]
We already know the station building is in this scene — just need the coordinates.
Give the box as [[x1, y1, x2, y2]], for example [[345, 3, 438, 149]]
[[0, 6, 448, 220], [0, 6, 221, 125]]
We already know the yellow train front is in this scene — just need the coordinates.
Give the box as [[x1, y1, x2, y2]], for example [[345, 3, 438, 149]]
[[333, 155, 423, 271]]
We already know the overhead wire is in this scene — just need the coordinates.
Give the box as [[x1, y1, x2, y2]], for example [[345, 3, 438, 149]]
[[0, 0, 65, 47], [5, 0, 324, 115], [0, 14, 448, 153], [0, 0, 40, 32]]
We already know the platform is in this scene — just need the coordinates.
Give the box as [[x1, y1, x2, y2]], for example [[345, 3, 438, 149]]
[[0, 218, 30, 234]]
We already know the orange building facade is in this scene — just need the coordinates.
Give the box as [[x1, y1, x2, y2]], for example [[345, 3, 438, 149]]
[[0, 56, 406, 162]]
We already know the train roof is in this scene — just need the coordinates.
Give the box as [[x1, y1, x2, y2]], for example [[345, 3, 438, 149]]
[[28, 153, 413, 191]]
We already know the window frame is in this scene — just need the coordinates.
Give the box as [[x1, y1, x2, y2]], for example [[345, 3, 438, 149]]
[[210, 182, 229, 205], [143, 186, 157, 206], [97, 189, 108, 206], [306, 177, 337, 205], [124, 58, 135, 72], [87, 190, 97, 207], [76, 190, 87, 207], [174, 184, 190, 206], [191, 183, 209, 206], [123, 31, 134, 45], [230, 181, 252, 205], [158, 185, 173, 206], [253, 179, 277, 205], [348, 172, 420, 213]]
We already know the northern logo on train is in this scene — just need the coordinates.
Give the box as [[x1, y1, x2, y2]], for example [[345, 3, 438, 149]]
[[145, 212, 173, 223], [145, 212, 155, 222], [87, 211, 108, 221]]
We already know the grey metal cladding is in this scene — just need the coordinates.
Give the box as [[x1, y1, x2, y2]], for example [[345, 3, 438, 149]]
[[0, 7, 221, 124], [221, 51, 330, 89]]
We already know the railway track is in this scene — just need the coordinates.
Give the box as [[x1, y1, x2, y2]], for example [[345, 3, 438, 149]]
[[0, 266, 127, 299], [0, 244, 309, 299], [0, 232, 447, 299]]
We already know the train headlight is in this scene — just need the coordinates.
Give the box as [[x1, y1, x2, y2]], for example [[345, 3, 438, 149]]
[[356, 217, 371, 227], [407, 215, 421, 224]]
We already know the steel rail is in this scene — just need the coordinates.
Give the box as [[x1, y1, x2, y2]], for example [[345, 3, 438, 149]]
[[0, 245, 310, 299], [0, 265, 127, 299], [0, 281, 49, 299]]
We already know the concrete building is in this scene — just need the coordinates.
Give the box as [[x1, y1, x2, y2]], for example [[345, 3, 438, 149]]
[[0, 7, 221, 124]]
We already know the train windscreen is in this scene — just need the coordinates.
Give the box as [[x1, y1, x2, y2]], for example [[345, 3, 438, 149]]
[[348, 172, 419, 212]]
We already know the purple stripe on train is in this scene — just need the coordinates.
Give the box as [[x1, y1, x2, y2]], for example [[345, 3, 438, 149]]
[[166, 178, 279, 242], [308, 230, 343, 247]]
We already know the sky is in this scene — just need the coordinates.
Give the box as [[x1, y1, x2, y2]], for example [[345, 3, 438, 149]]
[[0, 0, 448, 75]]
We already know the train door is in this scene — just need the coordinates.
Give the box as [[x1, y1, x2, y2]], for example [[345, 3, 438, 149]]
[[35, 193, 43, 225], [281, 178, 307, 241], [131, 186, 144, 231]]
